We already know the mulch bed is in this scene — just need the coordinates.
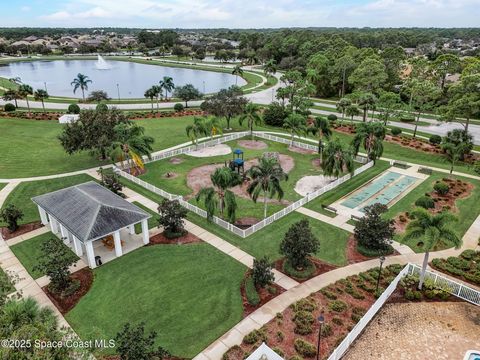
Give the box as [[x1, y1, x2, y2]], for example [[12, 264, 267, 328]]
[[129, 110, 205, 120], [1, 221, 43, 240], [43, 267, 94, 314], [234, 217, 260, 229], [240, 271, 284, 317], [169, 157, 184, 164], [346, 236, 370, 264], [149, 231, 202, 245], [0, 112, 61, 121], [274, 258, 337, 283], [238, 140, 268, 149]]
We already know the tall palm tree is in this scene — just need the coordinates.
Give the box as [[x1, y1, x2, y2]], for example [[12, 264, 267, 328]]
[[352, 122, 386, 163], [307, 116, 332, 163], [345, 104, 360, 121], [321, 139, 355, 178], [159, 76, 175, 100], [402, 208, 461, 290], [34, 89, 49, 113], [186, 117, 208, 148], [442, 142, 469, 174], [205, 116, 223, 139], [2, 89, 20, 108], [247, 157, 288, 218], [283, 113, 307, 145], [196, 167, 240, 222], [17, 84, 33, 114], [232, 65, 244, 85], [144, 86, 157, 112], [110, 123, 154, 175], [1, 297, 58, 334], [239, 103, 262, 139], [336, 97, 352, 120], [263, 59, 277, 78], [71, 73, 92, 101], [357, 92, 377, 122]]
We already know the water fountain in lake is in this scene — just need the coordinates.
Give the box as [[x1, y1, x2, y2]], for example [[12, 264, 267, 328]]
[[95, 54, 112, 70]]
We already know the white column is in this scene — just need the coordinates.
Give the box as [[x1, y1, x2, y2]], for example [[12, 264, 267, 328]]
[[59, 223, 67, 239], [85, 241, 96, 269], [141, 219, 149, 245], [113, 230, 122, 257], [38, 206, 48, 225], [65, 231, 73, 245], [50, 217, 59, 234], [72, 236, 83, 257], [128, 224, 135, 235]]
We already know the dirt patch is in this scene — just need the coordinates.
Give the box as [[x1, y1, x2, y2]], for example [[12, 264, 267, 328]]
[[288, 145, 316, 154], [234, 217, 260, 228], [238, 140, 268, 149], [187, 144, 231, 157], [346, 236, 371, 264], [169, 157, 184, 164], [149, 231, 202, 245], [185, 155, 295, 204], [294, 175, 336, 196], [162, 172, 178, 179], [241, 271, 285, 317], [311, 158, 322, 167], [44, 268, 93, 314], [333, 124, 356, 134], [274, 258, 337, 283], [1, 221, 43, 240], [386, 134, 443, 154]]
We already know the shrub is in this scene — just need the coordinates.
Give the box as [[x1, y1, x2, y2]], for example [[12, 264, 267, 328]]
[[460, 250, 477, 261], [293, 310, 314, 335], [290, 298, 317, 313], [173, 103, 184, 112], [263, 102, 290, 127], [327, 114, 337, 122], [390, 127, 402, 136], [289, 356, 304, 360], [87, 90, 110, 102], [96, 102, 109, 112], [157, 199, 188, 238], [415, 196, 435, 209], [446, 256, 470, 271], [404, 290, 423, 301], [67, 103, 80, 114], [243, 329, 263, 345], [429, 134, 442, 145], [400, 114, 415, 122], [273, 348, 284, 357], [433, 182, 449, 195], [280, 220, 320, 270], [351, 313, 362, 323], [0, 204, 24, 232], [276, 331, 284, 342], [245, 276, 260, 306], [354, 203, 395, 252], [320, 288, 337, 300], [283, 259, 316, 279], [4, 103, 15, 112], [332, 317, 343, 326], [328, 300, 347, 313], [294, 339, 316, 358], [252, 256, 275, 288], [321, 323, 333, 337]]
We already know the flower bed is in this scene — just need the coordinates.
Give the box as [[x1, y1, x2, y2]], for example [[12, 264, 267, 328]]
[[241, 271, 284, 316], [222, 264, 404, 360], [431, 250, 480, 287]]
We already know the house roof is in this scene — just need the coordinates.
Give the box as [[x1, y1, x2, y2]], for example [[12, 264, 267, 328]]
[[32, 181, 150, 243]]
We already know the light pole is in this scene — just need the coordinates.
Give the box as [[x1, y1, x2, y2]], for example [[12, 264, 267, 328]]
[[44, 82, 48, 93], [316, 314, 324, 360], [117, 83, 120, 101], [375, 256, 386, 294], [271, 88, 274, 102], [203, 80, 205, 94]]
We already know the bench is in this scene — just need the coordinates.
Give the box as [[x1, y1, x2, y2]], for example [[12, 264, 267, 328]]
[[321, 204, 338, 215], [351, 214, 363, 222], [418, 167, 433, 175], [393, 160, 409, 169]]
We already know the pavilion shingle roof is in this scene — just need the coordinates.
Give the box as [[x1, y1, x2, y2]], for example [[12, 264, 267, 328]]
[[32, 181, 150, 243]]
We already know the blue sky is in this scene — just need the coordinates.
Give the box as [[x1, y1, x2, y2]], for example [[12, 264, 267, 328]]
[[1, 0, 479, 28]]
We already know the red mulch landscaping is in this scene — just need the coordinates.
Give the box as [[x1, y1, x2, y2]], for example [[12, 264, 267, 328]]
[[44, 268, 94, 314], [149, 231, 202, 245], [386, 134, 443, 154], [234, 217, 260, 229], [241, 271, 285, 317], [346, 236, 370, 264], [274, 258, 337, 283], [129, 110, 205, 120], [1, 221, 43, 240]]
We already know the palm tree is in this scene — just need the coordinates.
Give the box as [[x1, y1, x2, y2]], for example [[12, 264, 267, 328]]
[[232, 65, 244, 85], [196, 167, 240, 222], [352, 122, 386, 163], [239, 103, 262, 139], [205, 116, 223, 139], [321, 139, 355, 178], [2, 89, 20, 108], [71, 73, 92, 101], [357, 92, 377, 122], [336, 97, 352, 120], [442, 142, 469, 174], [34, 89, 49, 113], [264, 59, 277, 78], [109, 123, 154, 174], [186, 117, 208, 148], [283, 113, 307, 145], [402, 208, 461, 290], [144, 87, 157, 112], [2, 297, 58, 334], [247, 157, 288, 218], [345, 104, 360, 121], [159, 76, 175, 100], [307, 116, 332, 163], [17, 84, 33, 114]]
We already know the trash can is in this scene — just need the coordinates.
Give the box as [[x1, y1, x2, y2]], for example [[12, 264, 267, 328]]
[[95, 256, 103, 266]]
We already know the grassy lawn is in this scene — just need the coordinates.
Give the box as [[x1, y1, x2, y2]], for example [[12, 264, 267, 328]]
[[384, 172, 480, 252], [304, 160, 391, 212], [0, 174, 94, 226], [10, 232, 78, 279], [66, 243, 245, 358], [132, 201, 159, 234], [188, 211, 349, 266]]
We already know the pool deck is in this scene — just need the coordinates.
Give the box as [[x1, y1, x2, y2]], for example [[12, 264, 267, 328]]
[[331, 164, 430, 219]]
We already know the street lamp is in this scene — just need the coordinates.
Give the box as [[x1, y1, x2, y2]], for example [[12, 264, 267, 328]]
[[203, 80, 206, 94], [316, 314, 325, 360], [375, 256, 386, 293], [116, 83, 120, 101], [44, 82, 48, 93], [271, 88, 274, 102]]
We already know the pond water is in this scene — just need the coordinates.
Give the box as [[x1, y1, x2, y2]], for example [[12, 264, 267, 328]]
[[0, 59, 246, 99]]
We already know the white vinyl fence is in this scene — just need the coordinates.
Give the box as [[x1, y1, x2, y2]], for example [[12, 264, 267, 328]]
[[327, 263, 480, 360], [115, 131, 373, 238]]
